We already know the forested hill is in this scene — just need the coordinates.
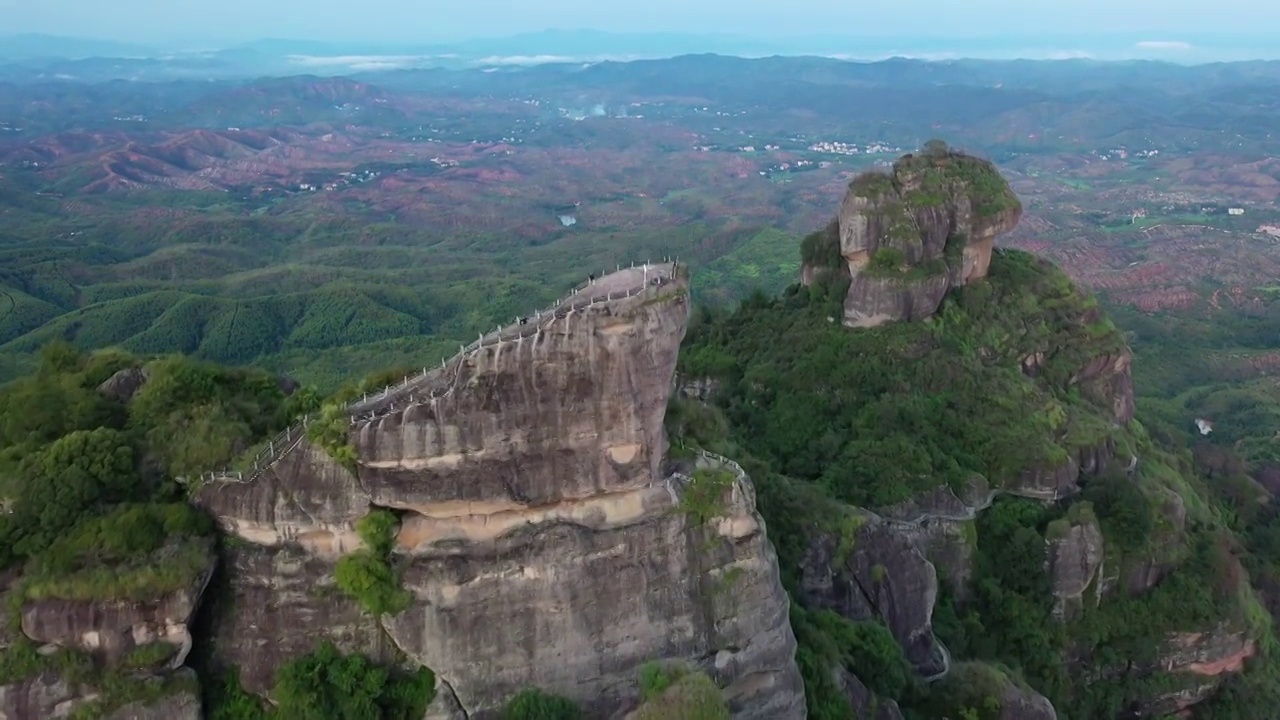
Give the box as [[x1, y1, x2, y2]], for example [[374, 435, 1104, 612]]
[[668, 150, 1280, 719]]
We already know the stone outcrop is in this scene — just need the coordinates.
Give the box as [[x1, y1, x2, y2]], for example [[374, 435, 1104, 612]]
[[798, 512, 943, 677], [96, 366, 149, 404], [997, 682, 1059, 720], [1045, 505, 1104, 621], [1127, 627, 1257, 716], [19, 539, 216, 668], [192, 263, 806, 718], [194, 443, 370, 556], [800, 144, 1022, 328], [0, 672, 96, 720]]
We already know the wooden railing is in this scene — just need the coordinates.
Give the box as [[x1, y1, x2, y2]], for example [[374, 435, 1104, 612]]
[[186, 261, 680, 486]]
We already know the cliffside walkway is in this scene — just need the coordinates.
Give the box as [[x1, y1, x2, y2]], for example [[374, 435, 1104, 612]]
[[189, 261, 681, 486]]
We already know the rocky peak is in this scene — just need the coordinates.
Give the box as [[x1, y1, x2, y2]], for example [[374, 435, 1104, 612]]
[[801, 142, 1022, 327], [190, 262, 806, 718]]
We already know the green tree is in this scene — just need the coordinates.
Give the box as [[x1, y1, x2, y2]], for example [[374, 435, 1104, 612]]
[[7, 427, 139, 558], [274, 644, 414, 720]]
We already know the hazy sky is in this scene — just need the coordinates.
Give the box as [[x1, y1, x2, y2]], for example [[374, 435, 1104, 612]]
[[1, 0, 1275, 45]]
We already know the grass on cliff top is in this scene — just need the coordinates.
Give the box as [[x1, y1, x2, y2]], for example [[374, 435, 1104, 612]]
[[22, 503, 214, 603], [679, 249, 1129, 508], [895, 141, 1021, 218], [841, 141, 1019, 219]]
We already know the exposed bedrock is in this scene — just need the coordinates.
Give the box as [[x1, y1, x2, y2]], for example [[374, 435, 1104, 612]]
[[351, 271, 687, 511], [191, 266, 805, 718]]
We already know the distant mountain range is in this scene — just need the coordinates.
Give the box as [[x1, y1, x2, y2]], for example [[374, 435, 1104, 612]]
[[2, 30, 1278, 82]]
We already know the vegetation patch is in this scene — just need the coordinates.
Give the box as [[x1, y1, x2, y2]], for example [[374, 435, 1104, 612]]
[[791, 606, 914, 720], [678, 250, 1126, 509], [22, 503, 214, 602], [500, 688, 584, 720], [204, 645, 436, 720], [307, 401, 359, 473], [799, 220, 844, 270], [335, 510, 412, 616], [632, 662, 729, 720], [679, 468, 736, 525]]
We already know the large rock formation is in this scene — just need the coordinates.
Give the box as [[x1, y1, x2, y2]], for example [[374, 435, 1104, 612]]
[[1045, 505, 1105, 621], [800, 142, 1022, 327], [193, 263, 806, 719]]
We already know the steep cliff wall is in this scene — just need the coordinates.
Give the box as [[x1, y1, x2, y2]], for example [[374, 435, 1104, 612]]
[[192, 263, 806, 718]]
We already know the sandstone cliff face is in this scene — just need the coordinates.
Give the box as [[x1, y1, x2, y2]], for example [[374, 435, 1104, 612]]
[[801, 148, 1022, 328], [205, 542, 395, 695], [351, 267, 684, 512], [388, 454, 803, 719], [193, 443, 370, 556], [193, 264, 806, 718], [1129, 627, 1257, 716]]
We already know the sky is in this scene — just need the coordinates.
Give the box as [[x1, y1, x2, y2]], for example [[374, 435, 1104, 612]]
[[1, 0, 1276, 47]]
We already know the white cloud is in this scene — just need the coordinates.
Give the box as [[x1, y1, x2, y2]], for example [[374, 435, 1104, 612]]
[[1135, 40, 1193, 51]]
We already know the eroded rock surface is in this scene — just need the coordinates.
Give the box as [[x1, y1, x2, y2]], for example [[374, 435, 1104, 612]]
[[0, 672, 95, 720], [193, 443, 370, 556], [205, 542, 393, 695]]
